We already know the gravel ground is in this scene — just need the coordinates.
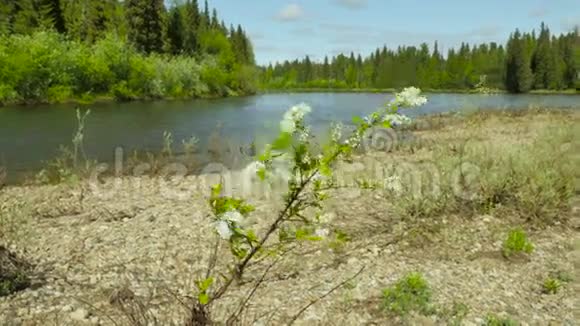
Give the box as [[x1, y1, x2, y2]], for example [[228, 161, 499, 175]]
[[0, 111, 578, 325]]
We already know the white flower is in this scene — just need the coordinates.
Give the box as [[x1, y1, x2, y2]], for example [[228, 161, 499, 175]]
[[315, 228, 330, 238], [245, 161, 265, 175], [383, 113, 412, 127], [392, 87, 427, 108], [280, 103, 312, 133], [214, 220, 233, 240], [280, 118, 295, 133], [223, 210, 243, 224], [331, 122, 343, 142]]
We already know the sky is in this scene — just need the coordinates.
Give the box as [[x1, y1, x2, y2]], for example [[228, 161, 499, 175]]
[[206, 0, 579, 65]]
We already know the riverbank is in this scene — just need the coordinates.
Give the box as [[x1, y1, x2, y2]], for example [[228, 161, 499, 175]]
[[0, 32, 259, 108], [260, 87, 580, 95], [1, 109, 579, 325]]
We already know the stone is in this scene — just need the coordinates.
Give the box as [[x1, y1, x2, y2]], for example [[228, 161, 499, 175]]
[[70, 308, 89, 321]]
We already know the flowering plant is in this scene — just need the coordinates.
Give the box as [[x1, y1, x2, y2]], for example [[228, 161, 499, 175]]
[[189, 88, 428, 323]]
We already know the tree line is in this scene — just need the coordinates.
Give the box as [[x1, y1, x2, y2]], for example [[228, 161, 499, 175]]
[[261, 24, 579, 93], [0, 0, 257, 104]]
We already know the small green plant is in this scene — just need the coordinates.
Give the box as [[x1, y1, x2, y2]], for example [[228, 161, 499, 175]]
[[182, 135, 199, 157], [542, 277, 562, 294], [162, 131, 174, 157], [382, 272, 433, 317], [502, 228, 534, 258], [483, 314, 519, 326], [0, 246, 31, 297], [549, 270, 573, 283], [439, 301, 469, 326]]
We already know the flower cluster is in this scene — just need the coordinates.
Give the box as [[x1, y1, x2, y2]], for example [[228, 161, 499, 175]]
[[213, 210, 244, 240], [280, 103, 312, 134], [383, 113, 412, 127], [392, 87, 428, 108]]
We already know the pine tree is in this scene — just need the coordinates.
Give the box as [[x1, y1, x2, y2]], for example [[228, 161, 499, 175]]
[[0, 1, 14, 34], [126, 0, 166, 54], [182, 0, 200, 54], [561, 31, 577, 88], [506, 30, 533, 93], [11, 0, 40, 35], [41, 0, 66, 33], [167, 4, 184, 54]]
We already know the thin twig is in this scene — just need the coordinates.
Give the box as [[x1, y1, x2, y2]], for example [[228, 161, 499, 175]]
[[287, 266, 366, 326], [226, 254, 284, 325]]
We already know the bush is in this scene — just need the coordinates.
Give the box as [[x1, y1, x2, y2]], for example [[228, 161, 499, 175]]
[[502, 228, 534, 258], [483, 314, 519, 326], [0, 31, 253, 105], [382, 272, 433, 316], [0, 246, 31, 297], [541, 278, 561, 294]]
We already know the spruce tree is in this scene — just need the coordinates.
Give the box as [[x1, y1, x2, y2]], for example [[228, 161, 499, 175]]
[[506, 30, 533, 93], [167, 5, 184, 54], [182, 0, 200, 54], [126, 0, 166, 54], [39, 0, 66, 33]]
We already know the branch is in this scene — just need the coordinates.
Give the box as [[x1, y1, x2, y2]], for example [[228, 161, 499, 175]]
[[287, 266, 366, 325]]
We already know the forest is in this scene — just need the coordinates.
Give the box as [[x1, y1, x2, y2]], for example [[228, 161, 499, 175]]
[[261, 24, 580, 93], [0, 0, 257, 105]]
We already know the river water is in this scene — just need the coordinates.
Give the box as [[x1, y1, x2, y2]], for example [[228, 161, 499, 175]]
[[0, 92, 578, 182]]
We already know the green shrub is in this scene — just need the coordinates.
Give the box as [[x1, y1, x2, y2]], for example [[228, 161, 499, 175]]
[[483, 314, 519, 326], [542, 277, 561, 294], [47, 85, 73, 103], [382, 272, 433, 316], [0, 31, 254, 105], [502, 228, 534, 258], [0, 246, 31, 298]]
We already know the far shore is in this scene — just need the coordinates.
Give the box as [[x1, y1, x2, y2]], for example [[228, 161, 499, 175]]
[[259, 87, 580, 95]]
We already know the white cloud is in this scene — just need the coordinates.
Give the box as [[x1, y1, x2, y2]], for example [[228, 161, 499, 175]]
[[334, 0, 368, 10], [528, 7, 549, 18], [275, 4, 304, 22]]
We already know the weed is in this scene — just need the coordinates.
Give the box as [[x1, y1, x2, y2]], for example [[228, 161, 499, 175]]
[[382, 272, 433, 317], [542, 278, 561, 294], [502, 228, 534, 258], [483, 314, 519, 326]]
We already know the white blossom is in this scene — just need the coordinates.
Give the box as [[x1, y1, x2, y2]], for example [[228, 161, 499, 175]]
[[280, 103, 312, 133], [383, 113, 412, 127], [214, 220, 233, 240], [223, 210, 243, 224], [331, 122, 343, 142], [280, 119, 295, 133], [392, 87, 427, 108], [315, 228, 330, 238]]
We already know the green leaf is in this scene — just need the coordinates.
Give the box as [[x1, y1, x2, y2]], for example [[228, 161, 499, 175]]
[[272, 132, 292, 150], [257, 167, 266, 180], [198, 293, 209, 305], [211, 184, 222, 198], [200, 277, 214, 291], [352, 116, 363, 125], [381, 120, 392, 128]]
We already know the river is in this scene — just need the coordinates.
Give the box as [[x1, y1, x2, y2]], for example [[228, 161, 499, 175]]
[[0, 92, 578, 182]]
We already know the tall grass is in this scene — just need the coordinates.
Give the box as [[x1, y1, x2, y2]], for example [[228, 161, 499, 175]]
[[389, 113, 577, 224]]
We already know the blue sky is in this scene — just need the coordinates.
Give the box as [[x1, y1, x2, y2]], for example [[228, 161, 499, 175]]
[[206, 0, 579, 65]]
